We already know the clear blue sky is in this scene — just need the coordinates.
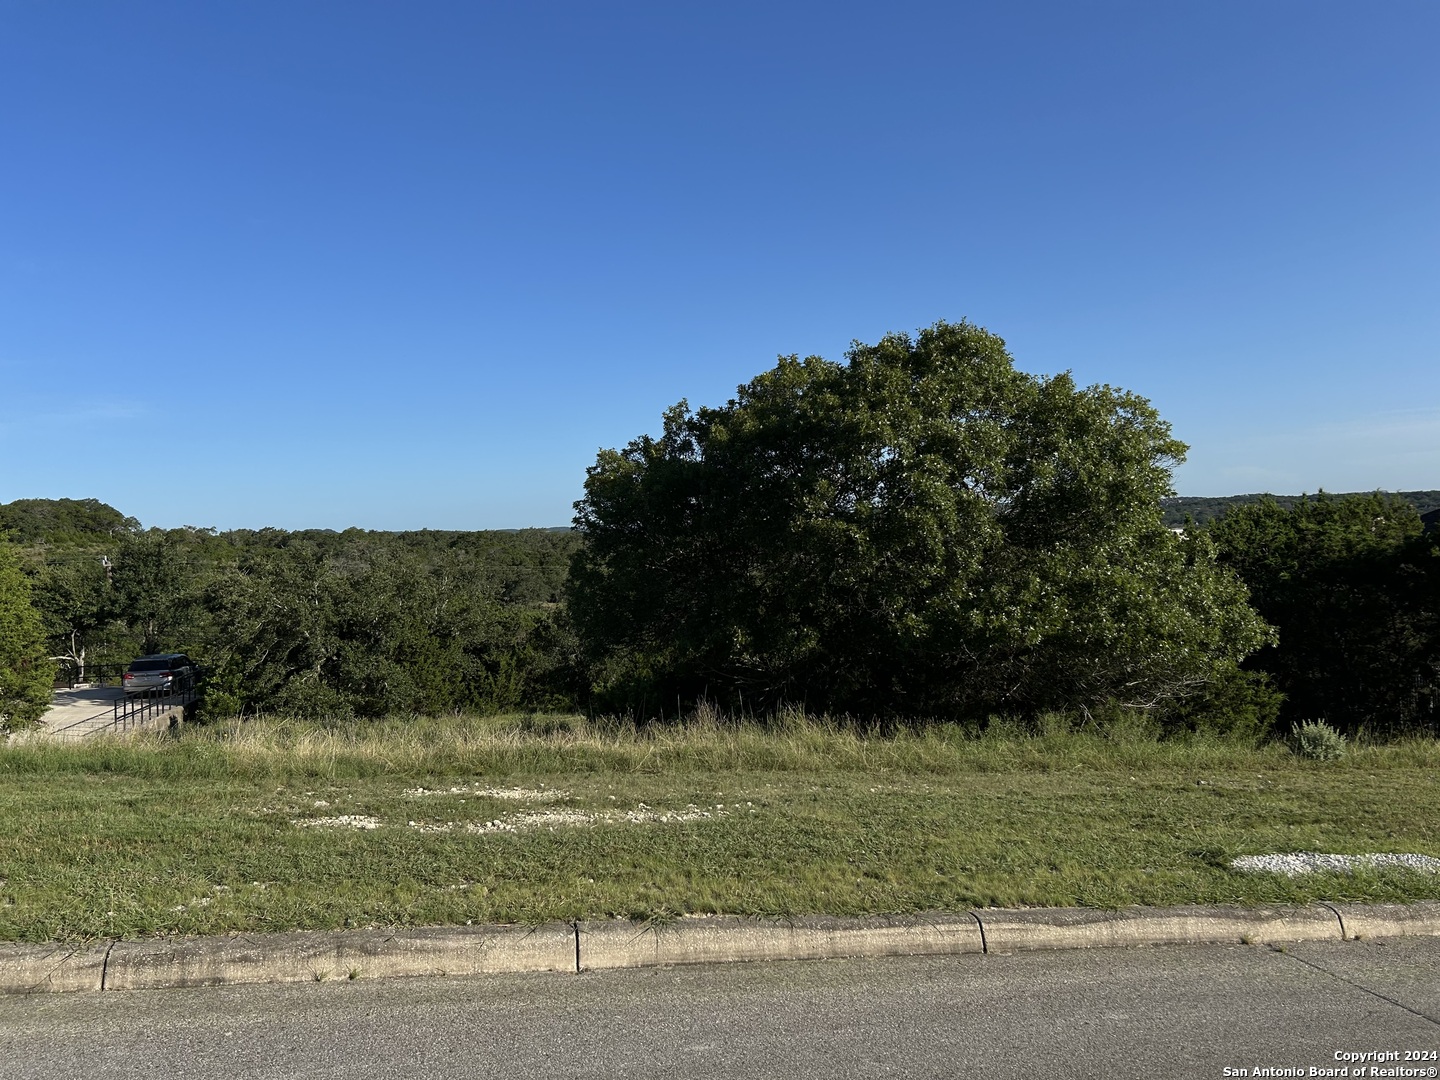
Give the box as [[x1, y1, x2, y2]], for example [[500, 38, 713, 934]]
[[3, 0, 1436, 530]]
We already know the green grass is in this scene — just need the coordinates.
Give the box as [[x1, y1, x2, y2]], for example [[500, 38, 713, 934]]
[[2, 713, 1439, 943]]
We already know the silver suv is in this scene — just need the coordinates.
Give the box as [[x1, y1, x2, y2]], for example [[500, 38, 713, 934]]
[[122, 653, 195, 697]]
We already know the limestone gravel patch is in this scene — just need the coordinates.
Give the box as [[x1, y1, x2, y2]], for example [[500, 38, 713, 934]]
[[1232, 852, 1440, 876], [617, 802, 727, 824], [406, 803, 733, 834], [466, 809, 597, 833], [293, 815, 382, 831], [402, 784, 567, 802]]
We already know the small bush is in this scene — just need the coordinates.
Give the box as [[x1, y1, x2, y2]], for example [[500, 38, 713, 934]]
[[196, 690, 243, 724], [1292, 719, 1347, 761]]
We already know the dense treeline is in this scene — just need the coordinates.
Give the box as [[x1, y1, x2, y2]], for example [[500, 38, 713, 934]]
[[1162, 490, 1440, 527], [4, 507, 581, 720], [0, 497, 139, 545], [5, 491, 1438, 736]]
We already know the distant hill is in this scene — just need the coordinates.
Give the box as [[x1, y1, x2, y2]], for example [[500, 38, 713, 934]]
[[0, 498, 139, 545], [1162, 490, 1440, 527], [0, 498, 574, 545]]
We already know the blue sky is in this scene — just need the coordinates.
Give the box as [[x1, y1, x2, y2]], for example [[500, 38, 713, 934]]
[[2, 0, 1436, 530]]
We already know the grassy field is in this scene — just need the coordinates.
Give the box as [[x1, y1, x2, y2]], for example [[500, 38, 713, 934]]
[[2, 713, 1439, 943]]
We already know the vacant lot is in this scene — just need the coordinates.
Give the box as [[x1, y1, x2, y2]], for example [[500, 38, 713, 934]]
[[2, 715, 1438, 942]]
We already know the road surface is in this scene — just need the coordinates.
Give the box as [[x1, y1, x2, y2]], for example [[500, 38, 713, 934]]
[[2, 936, 1437, 1078]]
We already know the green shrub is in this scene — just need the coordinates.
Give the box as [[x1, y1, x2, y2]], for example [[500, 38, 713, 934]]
[[196, 689, 243, 723], [1292, 719, 1347, 761]]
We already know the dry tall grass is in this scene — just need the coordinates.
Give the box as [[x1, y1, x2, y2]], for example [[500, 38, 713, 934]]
[[7, 707, 1438, 781]]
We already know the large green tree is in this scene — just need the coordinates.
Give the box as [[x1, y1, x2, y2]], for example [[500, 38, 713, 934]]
[[569, 321, 1270, 720], [0, 538, 55, 731]]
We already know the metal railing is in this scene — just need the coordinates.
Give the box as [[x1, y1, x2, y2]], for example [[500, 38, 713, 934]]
[[41, 673, 205, 741], [52, 663, 128, 690], [107, 677, 202, 735]]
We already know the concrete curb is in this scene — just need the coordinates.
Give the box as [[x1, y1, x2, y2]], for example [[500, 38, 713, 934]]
[[3, 902, 1438, 995], [0, 942, 111, 994], [102, 923, 577, 991], [578, 914, 983, 970], [973, 903, 1343, 953], [1322, 900, 1440, 941]]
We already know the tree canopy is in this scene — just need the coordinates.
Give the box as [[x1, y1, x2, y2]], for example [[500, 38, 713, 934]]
[[569, 321, 1270, 721]]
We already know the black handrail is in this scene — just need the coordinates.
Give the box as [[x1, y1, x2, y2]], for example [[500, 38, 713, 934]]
[[109, 672, 205, 735], [52, 663, 128, 690]]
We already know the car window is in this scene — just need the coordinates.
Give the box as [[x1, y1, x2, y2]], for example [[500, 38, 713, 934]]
[[129, 660, 172, 672]]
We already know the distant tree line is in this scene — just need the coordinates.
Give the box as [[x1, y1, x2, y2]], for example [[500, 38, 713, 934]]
[[1162, 490, 1440, 528], [3, 324, 1437, 739], [4, 507, 581, 722], [0, 497, 139, 545]]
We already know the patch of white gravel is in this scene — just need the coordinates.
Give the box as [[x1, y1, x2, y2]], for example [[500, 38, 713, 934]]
[[466, 809, 597, 833], [618, 802, 725, 824], [402, 784, 568, 802], [293, 815, 382, 830], [1232, 852, 1440, 876], [407, 820, 459, 833], [305, 803, 745, 835], [405, 804, 735, 834]]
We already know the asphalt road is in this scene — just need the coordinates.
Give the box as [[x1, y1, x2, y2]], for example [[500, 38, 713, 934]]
[[3, 938, 1438, 1080]]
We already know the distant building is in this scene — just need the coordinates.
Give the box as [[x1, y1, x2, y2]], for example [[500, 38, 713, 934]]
[[1422, 508, 1440, 534]]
